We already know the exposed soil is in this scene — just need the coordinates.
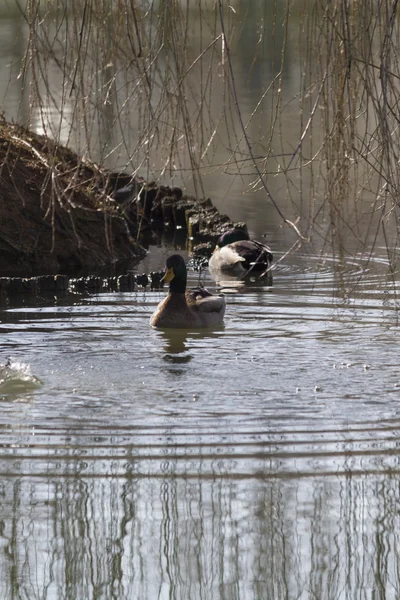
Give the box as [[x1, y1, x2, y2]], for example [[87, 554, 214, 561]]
[[0, 117, 145, 276], [0, 117, 243, 278]]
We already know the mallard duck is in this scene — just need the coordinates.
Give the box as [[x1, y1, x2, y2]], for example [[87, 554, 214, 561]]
[[209, 228, 273, 274], [150, 254, 226, 329]]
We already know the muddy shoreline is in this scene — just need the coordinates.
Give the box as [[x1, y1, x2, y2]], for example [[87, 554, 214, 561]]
[[0, 118, 244, 294]]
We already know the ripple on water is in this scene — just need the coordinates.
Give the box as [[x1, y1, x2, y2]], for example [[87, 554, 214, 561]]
[[1, 419, 400, 480], [0, 252, 400, 482], [0, 360, 42, 398]]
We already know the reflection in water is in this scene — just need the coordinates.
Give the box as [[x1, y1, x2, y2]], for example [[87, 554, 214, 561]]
[[160, 329, 191, 357], [159, 328, 225, 364], [209, 265, 273, 291], [1, 254, 400, 598], [1, 471, 400, 599]]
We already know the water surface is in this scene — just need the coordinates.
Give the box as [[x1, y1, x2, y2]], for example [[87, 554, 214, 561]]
[[1, 251, 400, 599], [1, 4, 400, 598]]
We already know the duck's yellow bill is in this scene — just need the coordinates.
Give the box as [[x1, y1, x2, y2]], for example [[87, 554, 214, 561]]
[[162, 267, 175, 283]]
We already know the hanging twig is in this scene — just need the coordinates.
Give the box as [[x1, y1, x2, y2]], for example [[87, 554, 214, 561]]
[[217, 0, 305, 241]]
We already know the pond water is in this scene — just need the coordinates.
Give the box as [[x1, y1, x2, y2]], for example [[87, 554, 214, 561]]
[[1, 2, 400, 599], [1, 247, 400, 599]]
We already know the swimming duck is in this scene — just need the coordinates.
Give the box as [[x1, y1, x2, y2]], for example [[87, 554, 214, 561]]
[[150, 254, 226, 329], [209, 228, 273, 274]]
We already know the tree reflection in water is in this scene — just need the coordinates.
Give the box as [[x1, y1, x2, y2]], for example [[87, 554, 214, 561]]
[[1, 469, 400, 599]]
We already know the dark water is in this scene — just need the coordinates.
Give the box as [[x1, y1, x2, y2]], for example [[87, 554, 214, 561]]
[[1, 251, 400, 599]]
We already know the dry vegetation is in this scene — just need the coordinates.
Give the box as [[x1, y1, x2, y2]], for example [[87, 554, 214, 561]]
[[0, 117, 144, 274], [4, 0, 400, 267]]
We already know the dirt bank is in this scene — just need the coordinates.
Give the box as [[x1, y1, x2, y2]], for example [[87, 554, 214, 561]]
[[0, 118, 145, 276], [0, 118, 243, 277]]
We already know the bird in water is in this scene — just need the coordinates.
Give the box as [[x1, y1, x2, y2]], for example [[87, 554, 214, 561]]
[[209, 228, 273, 275], [150, 254, 226, 329]]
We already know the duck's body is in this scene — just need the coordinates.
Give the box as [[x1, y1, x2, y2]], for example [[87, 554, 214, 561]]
[[150, 255, 225, 329], [209, 229, 273, 274]]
